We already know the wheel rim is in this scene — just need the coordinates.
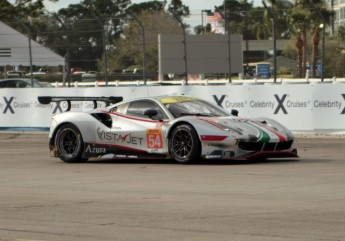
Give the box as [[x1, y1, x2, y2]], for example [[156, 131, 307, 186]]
[[58, 128, 79, 156], [172, 129, 193, 159]]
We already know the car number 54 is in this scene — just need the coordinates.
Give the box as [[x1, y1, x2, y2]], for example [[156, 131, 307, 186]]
[[146, 129, 163, 149]]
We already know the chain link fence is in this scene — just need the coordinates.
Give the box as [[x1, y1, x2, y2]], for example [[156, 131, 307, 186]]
[[1, 9, 342, 85]]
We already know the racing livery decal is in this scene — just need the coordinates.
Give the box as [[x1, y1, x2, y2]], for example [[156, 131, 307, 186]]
[[85, 144, 106, 154], [146, 129, 163, 149], [96, 127, 144, 145]]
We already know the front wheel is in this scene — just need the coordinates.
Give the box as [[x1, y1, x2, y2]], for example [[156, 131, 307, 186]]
[[55, 124, 88, 163], [169, 124, 200, 164]]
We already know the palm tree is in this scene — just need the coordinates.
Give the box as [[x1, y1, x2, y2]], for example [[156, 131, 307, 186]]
[[263, 0, 293, 40], [289, 0, 333, 78], [289, 4, 309, 77], [309, 4, 333, 78], [295, 34, 304, 77]]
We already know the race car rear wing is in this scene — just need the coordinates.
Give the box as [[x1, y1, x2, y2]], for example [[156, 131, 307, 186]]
[[38, 96, 123, 111]]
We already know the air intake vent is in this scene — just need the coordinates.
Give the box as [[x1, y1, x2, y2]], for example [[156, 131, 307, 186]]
[[238, 140, 293, 151]]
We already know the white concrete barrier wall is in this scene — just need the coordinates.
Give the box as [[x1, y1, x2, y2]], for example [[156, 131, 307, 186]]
[[0, 83, 344, 134]]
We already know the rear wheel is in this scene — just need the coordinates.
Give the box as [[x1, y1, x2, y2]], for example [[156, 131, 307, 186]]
[[169, 124, 200, 164], [55, 124, 88, 163]]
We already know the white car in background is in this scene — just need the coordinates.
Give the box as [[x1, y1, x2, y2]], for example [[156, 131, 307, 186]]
[[6, 71, 26, 76], [81, 71, 97, 81], [0, 78, 52, 88]]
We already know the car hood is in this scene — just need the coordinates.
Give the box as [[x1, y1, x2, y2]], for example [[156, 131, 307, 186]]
[[197, 116, 293, 142]]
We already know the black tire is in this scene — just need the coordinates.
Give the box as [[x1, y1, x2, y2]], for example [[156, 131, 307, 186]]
[[169, 124, 200, 164], [55, 124, 88, 163]]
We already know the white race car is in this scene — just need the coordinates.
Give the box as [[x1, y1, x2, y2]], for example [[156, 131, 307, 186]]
[[38, 95, 298, 164]]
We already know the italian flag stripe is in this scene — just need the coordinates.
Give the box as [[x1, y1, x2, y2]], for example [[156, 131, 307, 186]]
[[255, 121, 287, 142], [258, 128, 270, 142]]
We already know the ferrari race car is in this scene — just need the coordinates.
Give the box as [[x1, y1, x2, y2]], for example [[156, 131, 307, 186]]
[[38, 95, 298, 164]]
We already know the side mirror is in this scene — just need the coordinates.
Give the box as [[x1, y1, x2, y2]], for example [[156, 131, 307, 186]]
[[144, 109, 158, 118], [231, 109, 239, 117]]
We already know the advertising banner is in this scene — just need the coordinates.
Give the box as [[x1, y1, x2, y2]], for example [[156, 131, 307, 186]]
[[311, 83, 345, 131], [0, 83, 345, 133]]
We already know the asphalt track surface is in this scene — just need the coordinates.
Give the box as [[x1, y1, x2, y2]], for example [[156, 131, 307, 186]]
[[0, 132, 345, 241]]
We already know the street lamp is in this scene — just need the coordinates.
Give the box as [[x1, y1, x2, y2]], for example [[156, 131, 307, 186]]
[[15, 17, 33, 86], [171, 11, 188, 85], [96, 17, 109, 86], [53, 13, 71, 87], [128, 12, 147, 84]]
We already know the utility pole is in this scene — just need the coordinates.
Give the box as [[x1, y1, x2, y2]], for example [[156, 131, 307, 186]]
[[94, 15, 109, 86], [128, 12, 147, 84], [15, 17, 33, 86], [54, 13, 71, 87], [171, 12, 188, 85]]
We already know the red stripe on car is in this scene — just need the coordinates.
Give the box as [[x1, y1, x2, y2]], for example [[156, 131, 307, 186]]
[[200, 135, 228, 141]]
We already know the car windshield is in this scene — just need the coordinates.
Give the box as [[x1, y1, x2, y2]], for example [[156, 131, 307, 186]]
[[163, 99, 229, 118], [29, 79, 52, 87], [32, 80, 44, 87], [37, 81, 53, 87]]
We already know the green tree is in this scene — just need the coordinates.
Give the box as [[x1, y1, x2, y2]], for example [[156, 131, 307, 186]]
[[214, 1, 266, 40], [0, 0, 59, 48], [337, 25, 345, 42], [107, 10, 181, 73], [167, 0, 190, 21], [263, 0, 293, 39], [288, 0, 333, 78], [309, 5, 333, 78], [324, 40, 345, 77], [222, 0, 257, 37], [333, 25, 345, 77], [194, 23, 211, 35], [0, 0, 55, 21], [55, 0, 130, 70], [128, 0, 166, 14], [0, 1, 65, 69]]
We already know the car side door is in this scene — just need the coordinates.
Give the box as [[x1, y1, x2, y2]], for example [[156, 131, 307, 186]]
[[108, 100, 169, 153]]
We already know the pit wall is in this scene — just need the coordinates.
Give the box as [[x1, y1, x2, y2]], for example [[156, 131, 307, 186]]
[[0, 83, 344, 134]]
